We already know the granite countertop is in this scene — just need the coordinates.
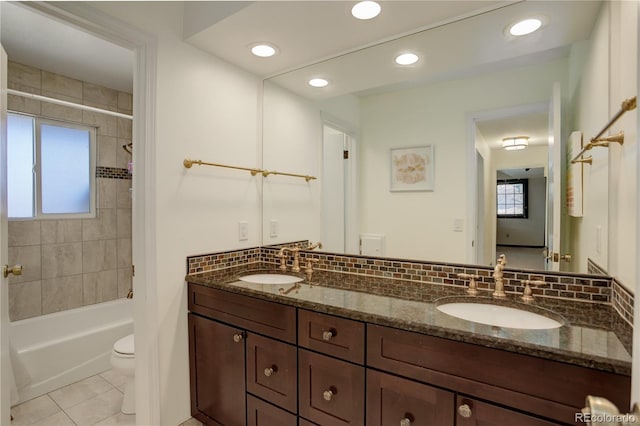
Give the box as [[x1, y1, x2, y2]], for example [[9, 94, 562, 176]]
[[186, 264, 632, 376]]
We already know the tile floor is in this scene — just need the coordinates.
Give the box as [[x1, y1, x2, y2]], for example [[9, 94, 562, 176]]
[[10, 370, 203, 426], [496, 245, 546, 270]]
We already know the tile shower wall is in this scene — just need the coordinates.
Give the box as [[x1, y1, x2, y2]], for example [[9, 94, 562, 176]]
[[7, 61, 133, 320]]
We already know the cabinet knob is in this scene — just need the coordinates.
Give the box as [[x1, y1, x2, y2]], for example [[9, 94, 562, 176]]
[[322, 330, 334, 341], [263, 366, 276, 377], [232, 333, 244, 343], [458, 404, 472, 418], [400, 418, 412, 426], [323, 389, 335, 401]]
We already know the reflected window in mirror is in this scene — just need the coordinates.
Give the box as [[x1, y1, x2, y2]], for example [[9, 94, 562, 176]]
[[497, 179, 528, 219]]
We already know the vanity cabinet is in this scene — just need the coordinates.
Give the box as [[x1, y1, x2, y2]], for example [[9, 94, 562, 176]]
[[187, 283, 630, 426]]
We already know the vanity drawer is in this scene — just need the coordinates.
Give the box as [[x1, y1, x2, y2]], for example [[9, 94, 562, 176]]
[[367, 324, 630, 425], [298, 309, 365, 364], [246, 332, 297, 413], [188, 283, 296, 343], [299, 349, 365, 426], [247, 394, 297, 426]]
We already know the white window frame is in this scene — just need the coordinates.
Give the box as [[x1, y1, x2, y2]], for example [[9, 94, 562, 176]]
[[8, 112, 97, 220]]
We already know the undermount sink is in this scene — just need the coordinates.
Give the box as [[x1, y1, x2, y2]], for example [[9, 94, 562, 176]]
[[239, 274, 303, 285], [436, 302, 562, 330]]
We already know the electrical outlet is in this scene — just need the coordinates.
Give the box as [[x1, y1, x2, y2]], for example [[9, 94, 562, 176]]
[[453, 219, 464, 232], [238, 221, 249, 241], [270, 220, 278, 238]]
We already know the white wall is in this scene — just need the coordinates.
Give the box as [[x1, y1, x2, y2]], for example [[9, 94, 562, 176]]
[[359, 59, 568, 263], [569, 0, 637, 289], [87, 3, 262, 424]]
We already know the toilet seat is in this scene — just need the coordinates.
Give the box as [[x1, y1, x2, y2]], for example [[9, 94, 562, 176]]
[[113, 334, 134, 356]]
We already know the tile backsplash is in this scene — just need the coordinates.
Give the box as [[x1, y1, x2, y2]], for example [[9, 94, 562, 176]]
[[187, 244, 634, 327]]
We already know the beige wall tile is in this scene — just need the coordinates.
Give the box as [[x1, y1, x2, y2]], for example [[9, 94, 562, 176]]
[[9, 281, 42, 321], [41, 102, 83, 123], [82, 209, 117, 241], [83, 110, 117, 137], [117, 268, 132, 299], [116, 238, 132, 269], [83, 83, 118, 108], [116, 139, 132, 169], [42, 71, 83, 99], [116, 180, 132, 209], [83, 240, 117, 273], [97, 136, 117, 168], [41, 220, 83, 244], [41, 243, 82, 278], [117, 92, 133, 113], [98, 179, 117, 209], [116, 209, 131, 238], [42, 275, 83, 314], [8, 93, 41, 115], [8, 61, 41, 90], [8, 245, 41, 284], [117, 117, 132, 139], [9, 221, 41, 246]]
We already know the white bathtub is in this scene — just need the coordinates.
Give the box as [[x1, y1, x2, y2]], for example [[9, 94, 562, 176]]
[[9, 299, 133, 405]]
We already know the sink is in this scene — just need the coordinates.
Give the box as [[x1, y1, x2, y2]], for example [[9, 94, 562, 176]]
[[436, 302, 562, 330], [239, 274, 304, 285]]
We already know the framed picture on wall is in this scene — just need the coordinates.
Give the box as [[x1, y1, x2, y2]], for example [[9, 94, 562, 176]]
[[390, 145, 434, 192]]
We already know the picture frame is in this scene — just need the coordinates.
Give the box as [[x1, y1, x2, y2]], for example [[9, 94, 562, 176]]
[[390, 145, 434, 192]]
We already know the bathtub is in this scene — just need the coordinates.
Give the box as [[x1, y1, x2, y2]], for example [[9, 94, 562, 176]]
[[9, 298, 133, 405]]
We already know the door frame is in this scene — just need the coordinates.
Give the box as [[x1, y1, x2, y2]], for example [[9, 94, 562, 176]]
[[8, 3, 161, 424]]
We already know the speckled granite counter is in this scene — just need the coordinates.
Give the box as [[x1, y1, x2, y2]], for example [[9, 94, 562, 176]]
[[186, 264, 632, 376]]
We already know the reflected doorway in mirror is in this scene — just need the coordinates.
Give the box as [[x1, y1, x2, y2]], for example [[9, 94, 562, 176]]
[[390, 145, 434, 192]]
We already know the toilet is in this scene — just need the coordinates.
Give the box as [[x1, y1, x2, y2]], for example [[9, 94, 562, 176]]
[[110, 334, 135, 414]]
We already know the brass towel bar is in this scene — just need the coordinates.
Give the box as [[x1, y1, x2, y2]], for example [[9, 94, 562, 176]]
[[183, 158, 316, 182], [571, 96, 636, 164]]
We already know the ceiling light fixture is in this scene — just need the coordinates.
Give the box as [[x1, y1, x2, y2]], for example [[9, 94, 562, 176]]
[[351, 1, 381, 20], [509, 18, 543, 36], [251, 44, 277, 58], [309, 78, 329, 88], [395, 53, 419, 65], [502, 136, 529, 150]]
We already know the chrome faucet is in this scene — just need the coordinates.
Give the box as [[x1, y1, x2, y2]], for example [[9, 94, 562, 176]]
[[492, 254, 507, 298]]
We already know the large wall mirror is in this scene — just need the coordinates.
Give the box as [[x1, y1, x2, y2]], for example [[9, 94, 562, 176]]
[[262, 0, 611, 275]]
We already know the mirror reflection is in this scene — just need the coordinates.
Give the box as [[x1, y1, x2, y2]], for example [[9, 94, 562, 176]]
[[262, 1, 609, 275]]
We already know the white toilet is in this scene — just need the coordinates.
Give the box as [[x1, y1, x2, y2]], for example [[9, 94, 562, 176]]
[[110, 334, 135, 414]]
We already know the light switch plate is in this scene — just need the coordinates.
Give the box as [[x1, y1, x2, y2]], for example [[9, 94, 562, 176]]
[[453, 218, 464, 232], [270, 220, 278, 238], [239, 221, 248, 241]]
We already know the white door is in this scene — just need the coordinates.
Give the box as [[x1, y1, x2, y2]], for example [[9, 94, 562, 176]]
[[322, 125, 347, 253], [546, 82, 562, 271], [0, 42, 12, 424]]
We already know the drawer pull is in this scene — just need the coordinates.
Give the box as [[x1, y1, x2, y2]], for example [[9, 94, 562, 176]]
[[323, 388, 335, 401], [232, 333, 244, 343], [322, 330, 335, 341], [263, 366, 277, 377], [400, 418, 411, 426], [458, 404, 472, 418]]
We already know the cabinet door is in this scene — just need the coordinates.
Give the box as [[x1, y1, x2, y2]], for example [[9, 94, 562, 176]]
[[189, 313, 246, 426], [456, 396, 561, 426], [367, 370, 455, 426], [246, 332, 297, 412], [247, 395, 297, 426], [299, 349, 365, 425]]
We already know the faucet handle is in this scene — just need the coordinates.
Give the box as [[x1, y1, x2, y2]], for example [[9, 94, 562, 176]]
[[305, 258, 320, 272], [521, 279, 547, 303], [457, 273, 480, 296]]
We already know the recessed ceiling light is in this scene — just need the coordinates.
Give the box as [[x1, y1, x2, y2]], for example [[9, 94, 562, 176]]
[[251, 44, 277, 58], [351, 1, 381, 20], [509, 18, 543, 36], [308, 78, 329, 88], [395, 53, 419, 66]]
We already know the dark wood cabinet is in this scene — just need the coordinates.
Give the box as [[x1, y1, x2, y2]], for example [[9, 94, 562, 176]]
[[367, 369, 455, 426], [189, 313, 246, 426], [247, 395, 297, 426], [246, 332, 297, 413], [298, 309, 365, 364], [455, 396, 559, 426], [299, 349, 365, 425]]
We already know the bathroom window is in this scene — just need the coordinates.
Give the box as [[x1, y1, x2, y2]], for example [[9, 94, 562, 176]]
[[496, 179, 528, 218], [7, 113, 96, 219]]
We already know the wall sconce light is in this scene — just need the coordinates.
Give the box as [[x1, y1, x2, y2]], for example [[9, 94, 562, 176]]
[[502, 136, 529, 150]]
